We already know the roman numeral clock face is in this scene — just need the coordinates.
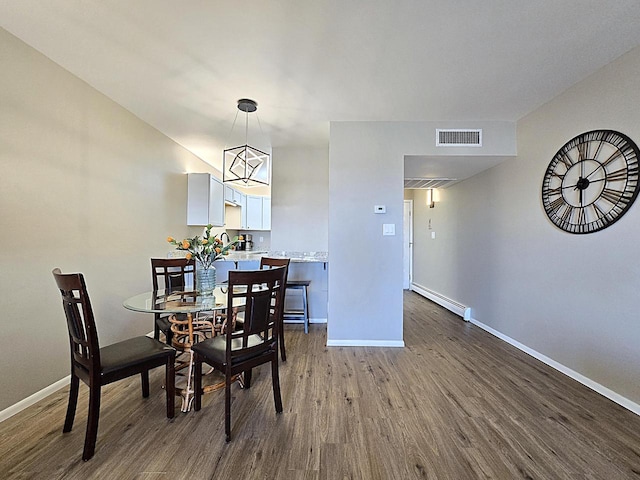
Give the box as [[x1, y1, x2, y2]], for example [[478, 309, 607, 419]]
[[542, 130, 640, 234]]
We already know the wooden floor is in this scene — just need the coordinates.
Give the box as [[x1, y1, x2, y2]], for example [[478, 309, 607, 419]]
[[2, 291, 640, 479]]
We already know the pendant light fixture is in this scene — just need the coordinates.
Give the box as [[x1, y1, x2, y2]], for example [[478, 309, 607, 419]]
[[223, 98, 270, 187]]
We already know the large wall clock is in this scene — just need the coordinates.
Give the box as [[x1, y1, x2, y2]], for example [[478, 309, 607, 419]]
[[542, 129, 640, 234]]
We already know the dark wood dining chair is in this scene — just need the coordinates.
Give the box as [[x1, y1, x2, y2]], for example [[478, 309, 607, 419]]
[[52, 268, 176, 461], [151, 257, 196, 344], [259, 256, 290, 361], [192, 266, 287, 442]]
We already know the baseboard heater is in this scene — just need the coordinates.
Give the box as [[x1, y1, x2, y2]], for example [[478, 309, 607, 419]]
[[411, 283, 471, 321]]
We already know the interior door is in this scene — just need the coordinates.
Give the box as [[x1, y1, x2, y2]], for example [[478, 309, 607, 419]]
[[403, 200, 413, 289]]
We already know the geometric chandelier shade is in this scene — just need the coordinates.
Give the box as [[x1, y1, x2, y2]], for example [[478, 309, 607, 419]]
[[223, 144, 270, 187], [222, 98, 270, 187]]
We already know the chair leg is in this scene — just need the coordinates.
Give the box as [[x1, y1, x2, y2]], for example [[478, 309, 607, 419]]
[[182, 351, 196, 413], [225, 372, 232, 442], [153, 320, 161, 340], [166, 355, 175, 418], [63, 374, 80, 433], [83, 384, 101, 462], [279, 317, 287, 362], [141, 370, 150, 398], [243, 369, 252, 389], [193, 353, 202, 412], [271, 358, 283, 413], [303, 285, 309, 334]]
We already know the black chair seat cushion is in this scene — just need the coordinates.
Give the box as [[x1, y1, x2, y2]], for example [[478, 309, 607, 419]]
[[100, 336, 175, 376], [191, 334, 267, 366]]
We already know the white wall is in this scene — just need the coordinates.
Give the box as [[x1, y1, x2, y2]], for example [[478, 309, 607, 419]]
[[412, 46, 640, 406], [0, 28, 217, 410], [328, 121, 516, 345]]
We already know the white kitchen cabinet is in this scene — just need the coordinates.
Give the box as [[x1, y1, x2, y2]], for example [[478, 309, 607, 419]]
[[224, 185, 235, 204], [224, 185, 244, 205], [246, 195, 263, 230], [245, 195, 271, 230], [238, 193, 247, 229], [224, 191, 247, 229], [187, 173, 225, 226]]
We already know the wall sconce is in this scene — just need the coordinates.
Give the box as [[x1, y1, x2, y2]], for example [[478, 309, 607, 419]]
[[426, 189, 435, 208]]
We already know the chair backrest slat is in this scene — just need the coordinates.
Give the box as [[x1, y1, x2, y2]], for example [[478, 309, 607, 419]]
[[52, 268, 100, 373], [226, 267, 286, 360], [151, 258, 196, 291], [259, 256, 290, 328]]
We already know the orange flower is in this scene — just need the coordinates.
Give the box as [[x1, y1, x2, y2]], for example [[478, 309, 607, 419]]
[[215, 247, 221, 253], [202, 239, 208, 245], [185, 252, 192, 260], [167, 236, 174, 243], [182, 240, 190, 249]]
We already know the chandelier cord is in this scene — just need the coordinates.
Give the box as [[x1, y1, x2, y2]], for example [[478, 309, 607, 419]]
[[223, 109, 240, 149], [244, 108, 249, 146]]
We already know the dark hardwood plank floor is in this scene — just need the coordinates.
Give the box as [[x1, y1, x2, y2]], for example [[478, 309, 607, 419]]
[[1, 291, 639, 479]]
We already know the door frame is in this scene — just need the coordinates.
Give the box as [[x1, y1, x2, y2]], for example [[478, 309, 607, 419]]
[[403, 200, 413, 290]]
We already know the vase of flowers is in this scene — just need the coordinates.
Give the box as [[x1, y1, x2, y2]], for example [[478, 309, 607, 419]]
[[167, 224, 237, 296]]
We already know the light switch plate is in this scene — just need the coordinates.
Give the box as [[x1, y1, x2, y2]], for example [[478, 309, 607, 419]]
[[383, 224, 395, 236]]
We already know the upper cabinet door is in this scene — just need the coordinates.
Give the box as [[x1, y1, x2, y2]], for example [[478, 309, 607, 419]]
[[224, 185, 235, 203], [245, 195, 263, 230], [238, 193, 247, 229], [208, 176, 225, 226], [244, 195, 271, 230], [187, 173, 225, 226]]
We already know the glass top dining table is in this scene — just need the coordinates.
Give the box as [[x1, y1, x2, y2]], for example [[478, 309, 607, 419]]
[[123, 285, 231, 412], [122, 286, 229, 315]]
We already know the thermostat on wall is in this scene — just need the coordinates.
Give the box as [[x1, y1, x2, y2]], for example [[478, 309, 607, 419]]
[[374, 205, 386, 214]]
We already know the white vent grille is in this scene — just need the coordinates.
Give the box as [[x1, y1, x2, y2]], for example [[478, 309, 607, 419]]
[[404, 178, 458, 189], [436, 129, 482, 147]]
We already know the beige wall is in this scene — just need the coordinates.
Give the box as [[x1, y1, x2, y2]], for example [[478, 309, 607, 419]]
[[412, 45, 640, 406], [0, 28, 217, 410]]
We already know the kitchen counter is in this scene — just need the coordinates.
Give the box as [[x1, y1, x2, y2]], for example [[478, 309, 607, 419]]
[[222, 251, 328, 263]]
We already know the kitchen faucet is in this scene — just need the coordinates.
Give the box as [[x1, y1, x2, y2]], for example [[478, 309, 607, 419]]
[[220, 232, 230, 245]]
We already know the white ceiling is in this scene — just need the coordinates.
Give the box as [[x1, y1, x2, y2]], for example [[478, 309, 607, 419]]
[[2, 1, 640, 183]]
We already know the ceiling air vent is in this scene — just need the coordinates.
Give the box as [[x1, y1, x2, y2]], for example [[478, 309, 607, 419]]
[[404, 178, 458, 189], [436, 129, 482, 147]]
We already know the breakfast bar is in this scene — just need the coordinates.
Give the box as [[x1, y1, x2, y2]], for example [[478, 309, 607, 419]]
[[215, 251, 329, 325]]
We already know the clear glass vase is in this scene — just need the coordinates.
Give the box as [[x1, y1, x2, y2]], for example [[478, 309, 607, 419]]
[[196, 263, 216, 297]]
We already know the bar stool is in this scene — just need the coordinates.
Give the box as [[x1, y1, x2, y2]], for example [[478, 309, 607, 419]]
[[283, 280, 310, 334]]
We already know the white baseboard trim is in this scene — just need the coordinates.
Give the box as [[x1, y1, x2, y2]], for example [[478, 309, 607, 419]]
[[326, 339, 405, 347], [470, 318, 640, 416], [0, 375, 70, 423], [410, 284, 640, 416], [1, 321, 329, 423]]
